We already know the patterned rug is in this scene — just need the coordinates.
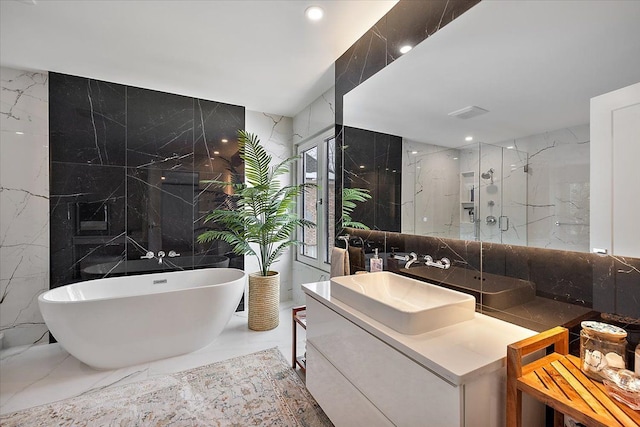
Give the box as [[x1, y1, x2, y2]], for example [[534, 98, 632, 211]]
[[1, 348, 333, 426]]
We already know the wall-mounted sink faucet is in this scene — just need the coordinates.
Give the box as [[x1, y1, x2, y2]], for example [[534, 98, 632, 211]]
[[157, 251, 166, 264], [424, 255, 451, 270], [404, 252, 419, 268]]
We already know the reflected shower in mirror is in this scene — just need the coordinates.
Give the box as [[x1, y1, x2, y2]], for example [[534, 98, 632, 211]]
[[342, 1, 640, 252]]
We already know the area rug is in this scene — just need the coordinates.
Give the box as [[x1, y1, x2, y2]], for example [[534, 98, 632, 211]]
[[1, 348, 333, 426]]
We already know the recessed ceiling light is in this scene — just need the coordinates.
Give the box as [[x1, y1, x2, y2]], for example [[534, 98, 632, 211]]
[[411, 150, 418, 154], [399, 45, 412, 54], [210, 157, 215, 160], [213, 151, 220, 155], [465, 136, 473, 141], [507, 145, 514, 149], [161, 176, 166, 180], [15, 131, 24, 135], [453, 157, 459, 160], [305, 6, 324, 21], [221, 139, 228, 143], [359, 165, 365, 169]]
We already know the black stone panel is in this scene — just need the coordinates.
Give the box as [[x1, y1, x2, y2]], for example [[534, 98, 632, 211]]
[[50, 162, 126, 288], [127, 87, 194, 171], [127, 168, 195, 261], [342, 127, 401, 232], [49, 73, 126, 166], [386, 0, 480, 63], [50, 72, 245, 293], [194, 99, 244, 175], [613, 256, 640, 318]]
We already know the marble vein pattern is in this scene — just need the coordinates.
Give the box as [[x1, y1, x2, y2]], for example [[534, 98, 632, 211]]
[[49, 72, 246, 291], [293, 87, 335, 144], [0, 67, 50, 348], [0, 304, 307, 416], [505, 124, 590, 252]]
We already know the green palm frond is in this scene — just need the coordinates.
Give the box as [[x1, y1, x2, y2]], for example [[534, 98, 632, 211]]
[[340, 187, 372, 230], [198, 130, 316, 276]]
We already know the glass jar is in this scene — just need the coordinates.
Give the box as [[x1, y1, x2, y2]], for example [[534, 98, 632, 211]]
[[580, 321, 627, 382]]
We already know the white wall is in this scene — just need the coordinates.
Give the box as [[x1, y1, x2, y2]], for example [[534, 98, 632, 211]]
[[502, 124, 590, 252], [0, 66, 50, 348]]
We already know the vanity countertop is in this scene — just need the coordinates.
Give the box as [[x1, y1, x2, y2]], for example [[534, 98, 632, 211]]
[[303, 280, 538, 386]]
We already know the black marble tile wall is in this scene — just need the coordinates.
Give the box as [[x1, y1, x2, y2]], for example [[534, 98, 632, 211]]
[[342, 127, 402, 232], [49, 72, 244, 289]]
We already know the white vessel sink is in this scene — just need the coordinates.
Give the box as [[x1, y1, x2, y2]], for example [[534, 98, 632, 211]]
[[330, 272, 475, 334]]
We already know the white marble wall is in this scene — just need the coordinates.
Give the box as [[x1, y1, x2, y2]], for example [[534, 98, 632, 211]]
[[0, 67, 50, 348], [402, 139, 460, 238], [293, 87, 335, 143], [245, 111, 294, 302], [502, 124, 590, 252]]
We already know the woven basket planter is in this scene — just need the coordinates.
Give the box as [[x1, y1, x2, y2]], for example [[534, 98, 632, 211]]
[[248, 271, 280, 331]]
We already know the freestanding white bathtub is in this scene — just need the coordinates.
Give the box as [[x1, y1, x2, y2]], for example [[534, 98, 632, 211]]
[[38, 268, 246, 370]]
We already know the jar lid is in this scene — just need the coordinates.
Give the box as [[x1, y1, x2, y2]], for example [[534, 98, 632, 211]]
[[581, 321, 627, 340]]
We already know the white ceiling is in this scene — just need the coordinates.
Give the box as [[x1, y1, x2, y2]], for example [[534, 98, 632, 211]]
[[344, 0, 640, 148], [0, 0, 397, 117]]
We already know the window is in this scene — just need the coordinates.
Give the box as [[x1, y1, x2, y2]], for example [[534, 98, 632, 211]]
[[297, 130, 335, 269]]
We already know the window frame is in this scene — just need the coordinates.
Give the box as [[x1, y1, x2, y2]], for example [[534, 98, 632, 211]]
[[296, 128, 334, 271]]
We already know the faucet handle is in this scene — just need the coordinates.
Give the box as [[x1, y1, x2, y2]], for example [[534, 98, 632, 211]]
[[168, 250, 180, 257], [140, 251, 154, 259], [157, 251, 166, 257], [441, 257, 451, 269]]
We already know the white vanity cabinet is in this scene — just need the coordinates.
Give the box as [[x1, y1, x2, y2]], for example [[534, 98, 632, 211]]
[[303, 282, 544, 427]]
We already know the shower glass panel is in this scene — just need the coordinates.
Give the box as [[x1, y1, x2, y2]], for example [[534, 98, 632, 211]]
[[478, 144, 528, 245]]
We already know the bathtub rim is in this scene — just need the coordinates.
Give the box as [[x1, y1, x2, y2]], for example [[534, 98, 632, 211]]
[[38, 267, 247, 305]]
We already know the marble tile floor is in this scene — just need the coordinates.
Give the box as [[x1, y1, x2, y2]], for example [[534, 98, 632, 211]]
[[0, 301, 307, 415]]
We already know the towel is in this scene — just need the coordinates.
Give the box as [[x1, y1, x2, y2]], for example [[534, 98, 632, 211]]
[[330, 247, 350, 277]]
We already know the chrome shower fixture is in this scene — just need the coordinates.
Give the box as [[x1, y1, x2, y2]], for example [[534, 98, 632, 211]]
[[481, 168, 495, 184]]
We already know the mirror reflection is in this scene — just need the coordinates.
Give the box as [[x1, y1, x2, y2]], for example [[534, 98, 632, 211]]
[[342, 1, 640, 252]]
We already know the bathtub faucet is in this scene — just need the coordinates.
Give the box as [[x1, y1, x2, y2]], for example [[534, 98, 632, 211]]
[[168, 250, 180, 257], [157, 251, 166, 264], [140, 251, 154, 259]]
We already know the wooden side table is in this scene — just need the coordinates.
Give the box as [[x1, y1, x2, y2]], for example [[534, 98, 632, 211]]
[[292, 306, 307, 373], [507, 326, 640, 427]]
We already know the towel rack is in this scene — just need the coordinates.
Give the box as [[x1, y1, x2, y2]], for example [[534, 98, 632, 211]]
[[337, 235, 350, 249]]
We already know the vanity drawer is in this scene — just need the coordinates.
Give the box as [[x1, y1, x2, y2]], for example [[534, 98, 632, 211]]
[[306, 296, 463, 426]]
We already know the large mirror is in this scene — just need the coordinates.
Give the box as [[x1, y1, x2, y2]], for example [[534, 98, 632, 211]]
[[343, 0, 640, 253]]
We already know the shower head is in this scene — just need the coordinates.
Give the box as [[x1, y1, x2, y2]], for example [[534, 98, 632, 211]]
[[481, 168, 494, 183]]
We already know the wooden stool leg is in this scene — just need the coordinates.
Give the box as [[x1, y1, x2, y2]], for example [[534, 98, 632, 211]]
[[553, 411, 564, 427]]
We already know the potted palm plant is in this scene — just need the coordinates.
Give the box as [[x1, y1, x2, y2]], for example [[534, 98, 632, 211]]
[[197, 131, 315, 331]]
